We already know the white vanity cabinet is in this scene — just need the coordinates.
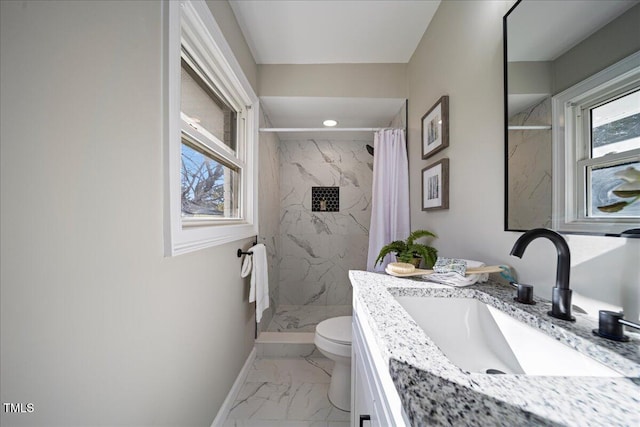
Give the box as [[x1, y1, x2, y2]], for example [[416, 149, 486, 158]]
[[351, 307, 409, 427]]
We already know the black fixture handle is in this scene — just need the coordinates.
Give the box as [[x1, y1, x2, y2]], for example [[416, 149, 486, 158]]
[[619, 318, 640, 329], [359, 414, 371, 427], [237, 249, 252, 258], [237, 238, 259, 258], [510, 281, 535, 305], [593, 310, 640, 342]]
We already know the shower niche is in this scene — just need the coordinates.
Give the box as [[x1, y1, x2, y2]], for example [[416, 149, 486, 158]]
[[312, 186, 339, 212]]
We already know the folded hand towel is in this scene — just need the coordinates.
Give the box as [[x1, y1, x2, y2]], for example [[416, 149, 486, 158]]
[[247, 243, 269, 323], [426, 259, 489, 287], [433, 258, 467, 276]]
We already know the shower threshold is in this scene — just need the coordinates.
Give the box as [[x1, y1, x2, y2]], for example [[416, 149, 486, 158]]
[[257, 331, 315, 344], [257, 304, 351, 358]]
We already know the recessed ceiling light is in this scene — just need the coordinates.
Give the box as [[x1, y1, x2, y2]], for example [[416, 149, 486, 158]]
[[323, 119, 338, 127]]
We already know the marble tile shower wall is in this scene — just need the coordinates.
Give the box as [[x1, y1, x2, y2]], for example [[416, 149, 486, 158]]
[[279, 139, 373, 306], [257, 112, 281, 329], [507, 98, 552, 229]]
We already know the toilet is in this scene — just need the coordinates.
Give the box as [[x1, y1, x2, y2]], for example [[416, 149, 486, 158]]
[[314, 316, 352, 411]]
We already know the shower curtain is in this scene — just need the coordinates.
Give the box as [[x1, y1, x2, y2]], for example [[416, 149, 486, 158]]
[[366, 128, 410, 272]]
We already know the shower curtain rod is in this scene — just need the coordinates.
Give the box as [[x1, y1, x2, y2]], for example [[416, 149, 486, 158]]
[[259, 127, 392, 132]]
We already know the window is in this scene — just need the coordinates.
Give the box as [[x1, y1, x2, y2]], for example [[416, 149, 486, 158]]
[[552, 52, 640, 235], [180, 58, 240, 221], [164, 1, 258, 255], [181, 59, 237, 153], [181, 139, 239, 217], [584, 90, 639, 218]]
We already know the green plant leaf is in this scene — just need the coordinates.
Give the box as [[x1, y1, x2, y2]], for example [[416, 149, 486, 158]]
[[613, 189, 640, 198], [375, 240, 407, 266], [375, 230, 438, 268], [406, 229, 437, 246], [597, 201, 628, 213]]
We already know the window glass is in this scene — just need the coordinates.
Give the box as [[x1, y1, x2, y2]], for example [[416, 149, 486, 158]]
[[591, 89, 640, 159], [181, 141, 239, 218], [586, 88, 640, 219], [181, 60, 237, 153], [588, 161, 640, 218]]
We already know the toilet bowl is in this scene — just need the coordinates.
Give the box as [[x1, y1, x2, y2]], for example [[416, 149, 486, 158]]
[[314, 315, 352, 411]]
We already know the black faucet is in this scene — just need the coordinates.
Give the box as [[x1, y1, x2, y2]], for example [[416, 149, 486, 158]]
[[510, 228, 575, 321]]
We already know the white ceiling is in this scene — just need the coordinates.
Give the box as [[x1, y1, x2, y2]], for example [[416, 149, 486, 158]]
[[228, 1, 438, 137], [229, 0, 441, 64]]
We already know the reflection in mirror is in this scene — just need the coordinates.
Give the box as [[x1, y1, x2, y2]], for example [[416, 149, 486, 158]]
[[504, 0, 640, 236]]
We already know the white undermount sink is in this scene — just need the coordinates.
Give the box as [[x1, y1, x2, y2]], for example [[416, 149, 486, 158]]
[[394, 296, 622, 377]]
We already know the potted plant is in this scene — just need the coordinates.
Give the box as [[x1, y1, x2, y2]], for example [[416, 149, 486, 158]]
[[375, 230, 438, 268]]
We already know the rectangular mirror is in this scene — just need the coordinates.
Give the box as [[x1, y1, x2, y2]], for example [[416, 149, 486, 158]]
[[504, 0, 640, 236]]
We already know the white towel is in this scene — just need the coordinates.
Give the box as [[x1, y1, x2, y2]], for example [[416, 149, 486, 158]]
[[240, 251, 253, 278], [242, 243, 269, 323], [426, 259, 489, 287]]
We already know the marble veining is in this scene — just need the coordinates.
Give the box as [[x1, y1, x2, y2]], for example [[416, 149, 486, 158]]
[[267, 305, 352, 332], [508, 97, 552, 229], [349, 270, 640, 427], [224, 358, 350, 426], [279, 139, 372, 306]]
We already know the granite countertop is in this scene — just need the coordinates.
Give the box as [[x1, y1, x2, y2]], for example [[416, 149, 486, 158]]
[[349, 270, 640, 427]]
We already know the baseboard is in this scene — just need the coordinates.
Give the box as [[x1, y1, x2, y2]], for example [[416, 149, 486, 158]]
[[210, 346, 257, 427]]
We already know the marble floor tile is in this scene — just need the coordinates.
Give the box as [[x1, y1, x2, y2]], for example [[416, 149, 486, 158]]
[[256, 342, 322, 359], [227, 381, 349, 422], [223, 420, 349, 427], [246, 358, 333, 384], [223, 357, 350, 426], [227, 306, 353, 425]]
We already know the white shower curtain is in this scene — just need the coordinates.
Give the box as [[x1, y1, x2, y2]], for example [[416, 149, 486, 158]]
[[366, 128, 410, 272]]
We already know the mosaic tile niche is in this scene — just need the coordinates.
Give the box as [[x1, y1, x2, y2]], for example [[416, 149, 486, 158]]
[[312, 187, 339, 212]]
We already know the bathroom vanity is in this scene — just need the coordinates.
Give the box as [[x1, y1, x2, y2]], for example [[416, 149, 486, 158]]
[[349, 270, 640, 426]]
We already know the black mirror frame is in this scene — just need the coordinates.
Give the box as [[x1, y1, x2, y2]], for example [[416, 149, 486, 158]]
[[503, 0, 523, 233]]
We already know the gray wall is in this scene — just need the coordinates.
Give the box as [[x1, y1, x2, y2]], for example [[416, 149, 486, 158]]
[[205, 0, 258, 91], [407, 0, 639, 319], [552, 3, 640, 94], [0, 1, 258, 425], [508, 61, 551, 96], [258, 63, 407, 98]]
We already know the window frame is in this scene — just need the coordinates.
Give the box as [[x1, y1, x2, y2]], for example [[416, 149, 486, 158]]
[[552, 51, 640, 235], [163, 0, 258, 256]]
